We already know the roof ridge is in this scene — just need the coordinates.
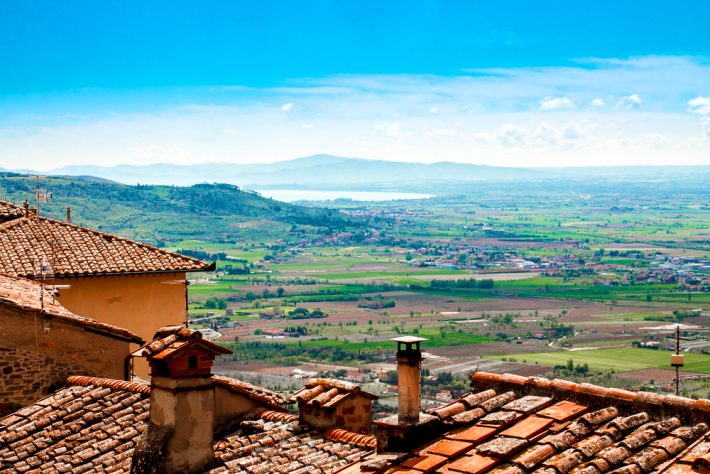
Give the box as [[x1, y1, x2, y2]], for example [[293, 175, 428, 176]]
[[472, 371, 710, 420], [66, 375, 151, 394], [212, 374, 288, 409], [257, 409, 299, 423], [322, 427, 377, 449]]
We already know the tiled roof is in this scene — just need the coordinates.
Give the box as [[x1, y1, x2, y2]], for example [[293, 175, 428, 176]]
[[347, 372, 710, 474], [0, 272, 143, 343], [0, 200, 23, 222], [0, 378, 150, 473], [0, 376, 375, 473], [211, 409, 376, 474], [289, 378, 379, 408], [132, 325, 232, 359], [213, 375, 288, 410], [0, 214, 213, 278]]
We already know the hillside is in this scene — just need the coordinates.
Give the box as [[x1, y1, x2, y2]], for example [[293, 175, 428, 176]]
[[0, 173, 356, 245]]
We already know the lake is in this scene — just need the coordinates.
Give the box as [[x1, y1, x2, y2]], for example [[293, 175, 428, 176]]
[[252, 189, 433, 202]]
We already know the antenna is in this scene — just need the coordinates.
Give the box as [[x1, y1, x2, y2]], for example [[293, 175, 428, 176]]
[[671, 323, 684, 396], [32, 175, 52, 215]]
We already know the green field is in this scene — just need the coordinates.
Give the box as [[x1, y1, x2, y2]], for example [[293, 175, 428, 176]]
[[489, 348, 710, 373]]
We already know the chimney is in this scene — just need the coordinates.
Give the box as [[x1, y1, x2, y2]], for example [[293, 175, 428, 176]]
[[374, 336, 439, 451], [130, 326, 232, 474], [23, 200, 29, 217], [289, 378, 378, 434], [394, 336, 425, 424], [66, 207, 71, 224]]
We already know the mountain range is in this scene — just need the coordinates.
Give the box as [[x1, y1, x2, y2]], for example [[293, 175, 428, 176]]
[[7, 155, 710, 191]]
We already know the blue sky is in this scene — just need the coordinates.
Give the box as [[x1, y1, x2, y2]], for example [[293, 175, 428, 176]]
[[1, 1, 709, 169]]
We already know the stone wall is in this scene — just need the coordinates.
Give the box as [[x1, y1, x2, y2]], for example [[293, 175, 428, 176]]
[[0, 305, 132, 416]]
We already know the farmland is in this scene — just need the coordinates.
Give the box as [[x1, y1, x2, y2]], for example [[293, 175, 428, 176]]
[[172, 180, 710, 399]]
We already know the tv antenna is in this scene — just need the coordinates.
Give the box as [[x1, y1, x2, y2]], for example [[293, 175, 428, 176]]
[[671, 324, 684, 396], [33, 175, 52, 215]]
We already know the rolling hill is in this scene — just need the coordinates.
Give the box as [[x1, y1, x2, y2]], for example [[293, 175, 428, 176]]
[[0, 173, 357, 245]]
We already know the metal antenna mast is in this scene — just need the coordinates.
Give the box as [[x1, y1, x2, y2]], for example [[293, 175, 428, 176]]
[[671, 324, 684, 396]]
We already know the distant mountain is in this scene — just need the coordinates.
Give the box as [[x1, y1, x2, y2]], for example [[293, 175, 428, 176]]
[[0, 173, 356, 245], [47, 155, 537, 187], [23, 154, 710, 191]]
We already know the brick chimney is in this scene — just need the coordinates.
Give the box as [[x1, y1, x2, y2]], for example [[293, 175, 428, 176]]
[[374, 336, 438, 451], [130, 326, 232, 474], [289, 378, 378, 434]]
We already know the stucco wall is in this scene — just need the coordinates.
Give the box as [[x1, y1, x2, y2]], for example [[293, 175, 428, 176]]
[[0, 306, 131, 416], [51, 272, 187, 345]]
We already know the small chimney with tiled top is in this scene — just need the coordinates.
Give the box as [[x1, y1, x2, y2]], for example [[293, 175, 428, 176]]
[[289, 378, 378, 434], [130, 326, 232, 474], [374, 336, 439, 451]]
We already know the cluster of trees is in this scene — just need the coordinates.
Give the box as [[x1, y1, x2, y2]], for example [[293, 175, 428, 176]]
[[430, 278, 495, 289], [203, 297, 228, 310], [286, 307, 327, 320], [229, 341, 383, 365], [176, 249, 229, 261], [553, 359, 591, 377], [284, 326, 308, 336], [357, 297, 396, 309]]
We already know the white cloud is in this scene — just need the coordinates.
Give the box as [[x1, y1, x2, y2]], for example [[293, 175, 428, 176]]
[[687, 97, 710, 116], [374, 122, 401, 139], [589, 98, 605, 108], [617, 94, 642, 109], [539, 97, 574, 111], [428, 106, 439, 115], [3, 56, 710, 170], [495, 124, 526, 146], [562, 121, 588, 139]]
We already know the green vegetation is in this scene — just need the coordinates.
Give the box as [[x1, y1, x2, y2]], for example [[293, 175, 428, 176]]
[[491, 348, 710, 373]]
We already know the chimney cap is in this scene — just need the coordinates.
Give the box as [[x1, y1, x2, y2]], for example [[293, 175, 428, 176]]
[[391, 336, 427, 344]]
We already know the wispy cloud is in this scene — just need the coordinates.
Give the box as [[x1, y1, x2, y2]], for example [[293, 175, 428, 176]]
[[617, 94, 642, 109], [1, 56, 709, 169], [539, 97, 574, 111]]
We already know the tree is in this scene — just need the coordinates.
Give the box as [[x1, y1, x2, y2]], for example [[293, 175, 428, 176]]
[[276, 287, 285, 297]]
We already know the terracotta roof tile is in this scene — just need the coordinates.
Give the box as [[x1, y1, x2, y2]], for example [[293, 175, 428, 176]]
[[213, 375, 288, 410], [132, 325, 232, 361], [501, 416, 554, 440], [0, 200, 24, 221], [0, 381, 149, 473], [214, 412, 374, 473], [375, 372, 710, 474], [538, 401, 588, 422], [0, 272, 142, 343], [289, 378, 377, 409], [445, 453, 499, 474], [0, 214, 212, 278]]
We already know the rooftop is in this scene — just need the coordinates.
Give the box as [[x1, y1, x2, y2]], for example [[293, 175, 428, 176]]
[[0, 213, 214, 278], [289, 378, 379, 408], [0, 375, 375, 473], [0, 200, 24, 222], [0, 272, 142, 343], [346, 372, 710, 474], [132, 325, 232, 360]]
